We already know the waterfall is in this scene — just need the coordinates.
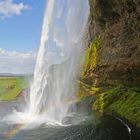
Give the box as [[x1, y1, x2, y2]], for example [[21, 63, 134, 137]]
[[4, 0, 89, 125], [29, 0, 55, 116]]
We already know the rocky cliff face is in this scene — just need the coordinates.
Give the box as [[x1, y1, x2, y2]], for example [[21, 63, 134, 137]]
[[83, 0, 140, 87], [79, 0, 140, 135]]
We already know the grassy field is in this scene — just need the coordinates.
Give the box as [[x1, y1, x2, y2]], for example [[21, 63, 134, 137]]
[[0, 77, 28, 101]]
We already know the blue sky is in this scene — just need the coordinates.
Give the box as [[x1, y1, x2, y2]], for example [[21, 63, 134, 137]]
[[0, 0, 89, 74], [0, 0, 45, 52], [0, 0, 47, 74]]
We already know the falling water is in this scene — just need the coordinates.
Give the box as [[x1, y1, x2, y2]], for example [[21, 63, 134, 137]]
[[29, 0, 56, 117], [3, 0, 89, 125], [26, 0, 89, 124]]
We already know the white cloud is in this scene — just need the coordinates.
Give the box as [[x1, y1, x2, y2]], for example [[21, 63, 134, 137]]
[[0, 48, 36, 74], [0, 0, 29, 19]]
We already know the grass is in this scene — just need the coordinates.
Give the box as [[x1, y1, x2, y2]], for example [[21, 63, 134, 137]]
[[0, 77, 27, 101]]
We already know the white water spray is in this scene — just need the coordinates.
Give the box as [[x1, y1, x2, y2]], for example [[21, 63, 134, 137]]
[[4, 0, 89, 125], [29, 0, 55, 116]]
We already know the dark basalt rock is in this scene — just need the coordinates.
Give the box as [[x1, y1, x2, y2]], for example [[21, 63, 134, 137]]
[[85, 0, 140, 87], [80, 1, 140, 137]]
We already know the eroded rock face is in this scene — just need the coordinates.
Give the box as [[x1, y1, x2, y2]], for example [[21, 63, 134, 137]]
[[84, 0, 140, 87]]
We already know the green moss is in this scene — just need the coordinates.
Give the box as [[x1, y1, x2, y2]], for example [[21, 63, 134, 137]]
[[93, 93, 105, 113], [0, 77, 28, 101], [93, 86, 140, 128], [82, 37, 101, 77], [77, 80, 102, 101]]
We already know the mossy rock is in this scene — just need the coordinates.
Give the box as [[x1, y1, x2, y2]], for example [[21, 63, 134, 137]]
[[93, 86, 140, 128], [82, 36, 101, 78]]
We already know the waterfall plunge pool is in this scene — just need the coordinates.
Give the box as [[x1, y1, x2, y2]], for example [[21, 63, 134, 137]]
[[0, 100, 131, 140]]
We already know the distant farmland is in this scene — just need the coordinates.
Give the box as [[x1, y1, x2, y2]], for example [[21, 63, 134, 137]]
[[0, 77, 28, 101]]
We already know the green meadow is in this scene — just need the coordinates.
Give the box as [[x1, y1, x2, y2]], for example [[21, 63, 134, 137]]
[[0, 77, 27, 101]]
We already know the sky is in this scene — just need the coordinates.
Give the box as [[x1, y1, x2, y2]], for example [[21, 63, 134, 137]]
[[0, 0, 46, 74], [0, 0, 89, 74]]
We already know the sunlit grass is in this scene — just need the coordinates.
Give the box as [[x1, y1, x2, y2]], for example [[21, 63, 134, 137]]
[[0, 77, 27, 101]]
